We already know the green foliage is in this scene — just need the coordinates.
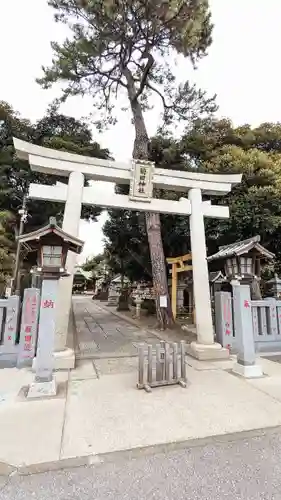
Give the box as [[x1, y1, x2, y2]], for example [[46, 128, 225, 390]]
[[181, 119, 281, 265], [34, 109, 110, 159], [33, 110, 111, 222], [0, 211, 15, 293], [82, 253, 113, 282], [103, 209, 151, 282], [0, 101, 36, 216], [38, 0, 216, 129], [0, 101, 111, 280], [82, 253, 105, 274], [0, 101, 111, 229]]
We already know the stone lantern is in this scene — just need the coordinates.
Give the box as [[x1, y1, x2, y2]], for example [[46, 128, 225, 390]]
[[208, 236, 275, 299], [18, 217, 83, 398]]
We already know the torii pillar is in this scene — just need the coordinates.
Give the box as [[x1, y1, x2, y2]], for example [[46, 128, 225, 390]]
[[54, 171, 84, 361], [188, 189, 220, 359]]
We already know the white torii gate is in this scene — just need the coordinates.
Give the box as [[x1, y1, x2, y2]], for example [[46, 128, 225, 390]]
[[14, 138, 242, 365]]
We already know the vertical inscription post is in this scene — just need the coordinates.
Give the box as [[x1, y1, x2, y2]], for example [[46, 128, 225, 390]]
[[27, 279, 59, 398], [17, 288, 40, 367]]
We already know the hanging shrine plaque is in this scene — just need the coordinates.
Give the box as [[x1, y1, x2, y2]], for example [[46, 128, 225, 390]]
[[129, 160, 154, 202]]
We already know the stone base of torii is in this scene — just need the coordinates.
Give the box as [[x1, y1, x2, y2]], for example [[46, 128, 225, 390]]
[[14, 138, 242, 367]]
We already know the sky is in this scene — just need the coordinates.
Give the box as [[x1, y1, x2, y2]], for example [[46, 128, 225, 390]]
[[1, 0, 281, 262]]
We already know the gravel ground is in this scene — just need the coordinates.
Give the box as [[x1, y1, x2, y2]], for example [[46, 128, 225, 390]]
[[2, 428, 281, 499]]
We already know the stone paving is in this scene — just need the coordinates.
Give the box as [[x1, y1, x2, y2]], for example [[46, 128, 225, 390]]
[[73, 297, 161, 359], [4, 298, 281, 474]]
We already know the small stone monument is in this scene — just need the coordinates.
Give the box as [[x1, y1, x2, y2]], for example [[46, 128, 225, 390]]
[[17, 217, 84, 398]]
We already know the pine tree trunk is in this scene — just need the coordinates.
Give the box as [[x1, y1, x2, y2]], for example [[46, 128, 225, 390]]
[[145, 212, 174, 328], [124, 69, 174, 329]]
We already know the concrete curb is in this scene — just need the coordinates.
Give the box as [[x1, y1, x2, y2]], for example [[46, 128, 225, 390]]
[[2, 425, 281, 477]]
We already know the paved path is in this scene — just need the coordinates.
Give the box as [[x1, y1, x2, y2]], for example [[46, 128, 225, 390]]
[[73, 297, 161, 359], [4, 298, 281, 472], [2, 428, 281, 499]]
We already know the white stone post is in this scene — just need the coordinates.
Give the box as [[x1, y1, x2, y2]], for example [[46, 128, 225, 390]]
[[214, 291, 235, 350], [0, 295, 20, 365], [17, 288, 40, 368], [188, 188, 229, 360], [1, 295, 20, 354], [28, 278, 59, 398], [232, 284, 263, 378], [55, 171, 84, 359]]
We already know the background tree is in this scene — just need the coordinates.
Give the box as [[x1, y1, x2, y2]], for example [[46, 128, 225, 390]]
[[103, 209, 151, 283], [180, 119, 281, 266], [0, 211, 15, 295], [33, 109, 111, 222], [38, 0, 216, 328], [82, 252, 113, 292], [105, 120, 281, 279], [0, 101, 110, 227], [0, 101, 111, 286], [82, 252, 104, 273]]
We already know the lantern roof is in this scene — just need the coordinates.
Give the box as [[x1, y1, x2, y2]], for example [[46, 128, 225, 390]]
[[17, 217, 84, 255], [208, 235, 274, 263]]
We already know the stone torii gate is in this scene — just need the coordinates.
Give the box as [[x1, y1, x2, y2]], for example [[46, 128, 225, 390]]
[[14, 138, 242, 366]]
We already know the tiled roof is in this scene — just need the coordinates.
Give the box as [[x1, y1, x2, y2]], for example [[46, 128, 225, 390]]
[[208, 235, 274, 262]]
